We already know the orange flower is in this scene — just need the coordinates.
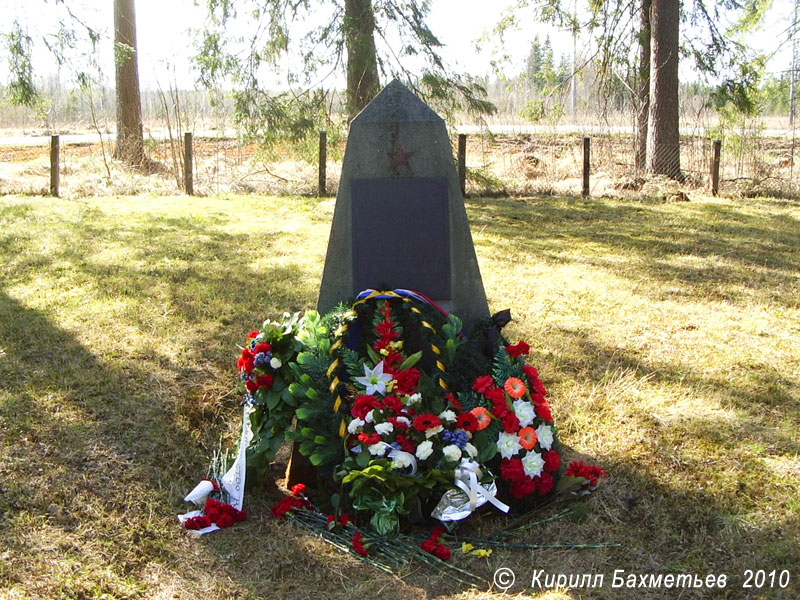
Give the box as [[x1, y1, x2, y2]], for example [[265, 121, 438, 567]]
[[470, 406, 492, 430], [504, 377, 527, 399], [518, 426, 538, 450]]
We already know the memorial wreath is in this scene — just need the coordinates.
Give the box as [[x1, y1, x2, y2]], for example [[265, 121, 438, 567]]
[[180, 289, 608, 570]]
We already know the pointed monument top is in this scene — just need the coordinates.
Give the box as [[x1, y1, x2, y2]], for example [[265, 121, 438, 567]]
[[353, 79, 442, 124]]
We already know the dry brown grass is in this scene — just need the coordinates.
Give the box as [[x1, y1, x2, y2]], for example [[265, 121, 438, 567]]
[[2, 131, 797, 200], [1, 191, 798, 599]]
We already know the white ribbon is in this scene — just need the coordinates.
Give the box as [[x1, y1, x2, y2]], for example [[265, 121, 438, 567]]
[[388, 448, 418, 475], [178, 403, 254, 534], [220, 403, 253, 510], [454, 459, 510, 514]]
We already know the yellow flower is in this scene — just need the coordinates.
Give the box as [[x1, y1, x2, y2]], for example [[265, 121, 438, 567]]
[[461, 542, 474, 554], [471, 548, 493, 558]]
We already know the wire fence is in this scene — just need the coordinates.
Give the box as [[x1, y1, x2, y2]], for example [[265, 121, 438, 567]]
[[1, 126, 798, 200]]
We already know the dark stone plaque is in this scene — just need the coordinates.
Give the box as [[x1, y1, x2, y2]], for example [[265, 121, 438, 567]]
[[351, 178, 451, 299]]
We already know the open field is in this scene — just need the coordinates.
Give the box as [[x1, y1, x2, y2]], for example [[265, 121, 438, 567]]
[[1, 191, 799, 599]]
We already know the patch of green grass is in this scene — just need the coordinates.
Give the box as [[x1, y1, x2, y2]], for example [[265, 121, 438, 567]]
[[1, 192, 798, 599]]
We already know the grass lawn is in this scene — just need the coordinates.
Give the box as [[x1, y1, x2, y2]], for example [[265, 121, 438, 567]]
[[1, 191, 798, 599]]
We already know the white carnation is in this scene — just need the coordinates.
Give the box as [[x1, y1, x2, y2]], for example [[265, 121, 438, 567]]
[[513, 399, 536, 428], [390, 451, 414, 470], [347, 418, 365, 435], [364, 409, 375, 424], [425, 425, 443, 439], [535, 424, 554, 450], [269, 356, 282, 369], [368, 441, 389, 456], [465, 442, 478, 458], [415, 440, 434, 461], [374, 422, 394, 436], [522, 451, 545, 478], [442, 444, 461, 462], [438, 409, 457, 423], [395, 416, 410, 427], [406, 393, 422, 406], [497, 431, 523, 460]]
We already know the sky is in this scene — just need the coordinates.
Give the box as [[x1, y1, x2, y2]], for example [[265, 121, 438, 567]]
[[0, 0, 795, 92]]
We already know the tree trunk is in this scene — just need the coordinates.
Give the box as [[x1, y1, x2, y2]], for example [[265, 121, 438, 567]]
[[635, 0, 651, 172], [114, 0, 145, 166], [646, 0, 680, 178], [344, 0, 380, 120]]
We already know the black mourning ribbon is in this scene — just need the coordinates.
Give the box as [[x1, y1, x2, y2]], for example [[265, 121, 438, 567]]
[[478, 308, 512, 357]]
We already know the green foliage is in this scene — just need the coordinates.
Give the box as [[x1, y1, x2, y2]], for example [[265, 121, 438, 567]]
[[519, 99, 546, 124], [193, 0, 496, 150], [4, 22, 37, 107], [3, 7, 102, 108]]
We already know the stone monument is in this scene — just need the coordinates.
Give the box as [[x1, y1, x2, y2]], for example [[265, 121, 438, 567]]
[[317, 79, 489, 332]]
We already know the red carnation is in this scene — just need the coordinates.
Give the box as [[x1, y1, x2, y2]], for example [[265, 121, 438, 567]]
[[536, 471, 554, 495], [247, 330, 260, 340], [339, 514, 352, 527], [456, 412, 479, 433], [433, 544, 451, 560], [253, 342, 271, 355], [195, 515, 211, 528], [357, 432, 381, 445], [505, 341, 531, 357], [243, 356, 255, 373], [270, 496, 304, 520], [501, 412, 520, 433], [430, 525, 446, 541], [565, 461, 608, 488], [490, 397, 509, 419], [500, 458, 525, 482], [216, 513, 234, 528], [421, 539, 437, 553], [394, 368, 420, 395], [534, 401, 552, 422], [256, 373, 274, 390], [472, 375, 495, 394], [382, 395, 403, 413], [205, 508, 221, 522], [484, 386, 505, 403], [352, 532, 368, 557], [245, 379, 258, 393], [375, 321, 398, 338], [509, 476, 536, 499], [412, 413, 442, 432], [291, 483, 306, 496], [445, 392, 462, 412], [383, 349, 404, 369], [394, 434, 415, 454], [543, 450, 560, 472], [351, 394, 380, 419], [387, 416, 409, 431]]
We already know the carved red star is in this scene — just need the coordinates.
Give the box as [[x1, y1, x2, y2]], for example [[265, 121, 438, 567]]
[[387, 144, 415, 167]]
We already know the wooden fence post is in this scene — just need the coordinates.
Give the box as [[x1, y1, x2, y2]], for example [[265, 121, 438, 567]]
[[710, 139, 721, 196], [457, 133, 467, 196], [318, 130, 327, 197], [50, 135, 60, 197], [184, 132, 193, 195], [582, 136, 591, 197]]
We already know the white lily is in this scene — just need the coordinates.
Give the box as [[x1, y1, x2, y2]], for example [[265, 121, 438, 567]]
[[354, 360, 393, 396]]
